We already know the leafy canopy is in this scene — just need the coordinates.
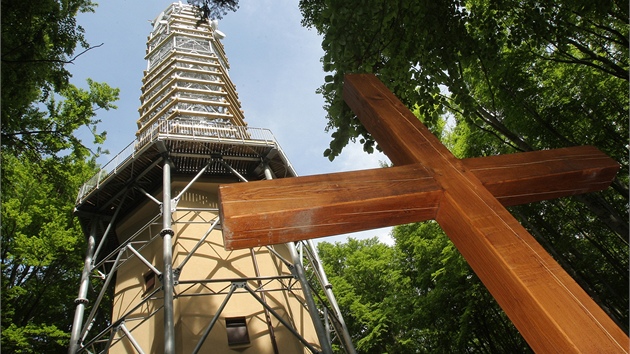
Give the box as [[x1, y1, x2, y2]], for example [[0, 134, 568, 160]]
[[1, 0, 119, 159], [1, 152, 98, 353], [318, 234, 530, 353], [1, 0, 119, 351], [299, 0, 628, 161]]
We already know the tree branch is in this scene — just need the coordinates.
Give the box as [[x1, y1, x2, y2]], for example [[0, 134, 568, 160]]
[[565, 38, 628, 79], [1, 43, 104, 65], [2, 130, 61, 137], [533, 47, 628, 81]]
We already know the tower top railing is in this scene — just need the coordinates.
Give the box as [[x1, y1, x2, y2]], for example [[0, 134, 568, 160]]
[[76, 120, 278, 204]]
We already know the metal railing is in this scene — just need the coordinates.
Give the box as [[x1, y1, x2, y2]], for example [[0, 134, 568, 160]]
[[76, 121, 278, 204]]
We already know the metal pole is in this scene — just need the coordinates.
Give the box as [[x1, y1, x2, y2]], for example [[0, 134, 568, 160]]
[[79, 247, 125, 342], [161, 157, 176, 354], [250, 249, 280, 354], [259, 163, 281, 353], [175, 218, 220, 271], [306, 239, 357, 354], [219, 159, 248, 182], [263, 163, 333, 353], [120, 323, 146, 354], [243, 283, 321, 354], [92, 192, 127, 262], [68, 223, 97, 354], [287, 242, 333, 354], [127, 245, 163, 277], [191, 283, 238, 354], [263, 164, 275, 180], [172, 161, 210, 203]]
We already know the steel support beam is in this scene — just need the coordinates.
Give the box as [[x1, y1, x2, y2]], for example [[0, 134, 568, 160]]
[[306, 239, 356, 354], [262, 163, 334, 353], [68, 223, 97, 354], [120, 323, 146, 354], [93, 191, 127, 262], [191, 282, 238, 354], [79, 248, 124, 342], [250, 248, 280, 354], [287, 243, 333, 354], [243, 284, 322, 354], [161, 156, 176, 354]]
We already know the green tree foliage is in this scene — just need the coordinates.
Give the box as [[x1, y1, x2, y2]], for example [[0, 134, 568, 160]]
[[1, 0, 119, 351], [187, 0, 239, 22], [319, 235, 530, 353], [1, 153, 98, 353], [302, 0, 628, 348], [1, 0, 119, 159], [318, 238, 400, 353], [299, 0, 627, 161]]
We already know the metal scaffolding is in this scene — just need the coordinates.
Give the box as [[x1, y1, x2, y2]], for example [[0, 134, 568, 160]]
[[69, 3, 355, 353]]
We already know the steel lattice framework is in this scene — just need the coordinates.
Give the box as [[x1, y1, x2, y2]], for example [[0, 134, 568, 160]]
[[137, 2, 244, 131], [69, 3, 355, 354]]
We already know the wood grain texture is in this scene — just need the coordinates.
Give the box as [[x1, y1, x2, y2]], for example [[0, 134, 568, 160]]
[[221, 145, 618, 249], [465, 145, 619, 206], [220, 164, 442, 250], [342, 74, 627, 353]]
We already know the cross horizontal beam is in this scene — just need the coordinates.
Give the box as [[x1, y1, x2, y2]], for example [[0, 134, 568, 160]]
[[220, 163, 441, 249], [219, 145, 618, 249]]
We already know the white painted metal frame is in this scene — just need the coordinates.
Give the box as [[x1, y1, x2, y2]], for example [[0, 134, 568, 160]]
[[70, 3, 356, 353], [70, 156, 354, 353]]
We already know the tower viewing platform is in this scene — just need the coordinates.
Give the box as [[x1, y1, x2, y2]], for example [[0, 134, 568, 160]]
[[75, 122, 295, 222]]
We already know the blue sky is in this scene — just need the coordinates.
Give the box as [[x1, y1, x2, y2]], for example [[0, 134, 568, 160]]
[[71, 0, 393, 244]]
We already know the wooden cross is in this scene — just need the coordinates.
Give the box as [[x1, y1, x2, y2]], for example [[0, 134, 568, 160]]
[[219, 74, 628, 352]]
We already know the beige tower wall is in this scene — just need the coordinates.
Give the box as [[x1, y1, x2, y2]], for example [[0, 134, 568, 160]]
[[110, 190, 164, 353], [110, 177, 320, 353]]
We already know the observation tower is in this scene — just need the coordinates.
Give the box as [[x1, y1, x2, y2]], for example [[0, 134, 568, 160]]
[[69, 3, 354, 353]]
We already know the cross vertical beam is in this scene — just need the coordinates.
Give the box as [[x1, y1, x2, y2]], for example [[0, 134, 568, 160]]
[[343, 74, 627, 353]]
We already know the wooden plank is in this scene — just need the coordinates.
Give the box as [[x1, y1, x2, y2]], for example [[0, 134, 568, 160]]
[[343, 75, 451, 166], [220, 164, 442, 250], [465, 145, 619, 206], [343, 74, 627, 353], [437, 190, 628, 353], [220, 146, 618, 249]]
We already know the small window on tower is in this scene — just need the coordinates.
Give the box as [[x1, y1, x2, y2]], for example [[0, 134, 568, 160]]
[[225, 317, 250, 346], [144, 270, 156, 294]]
